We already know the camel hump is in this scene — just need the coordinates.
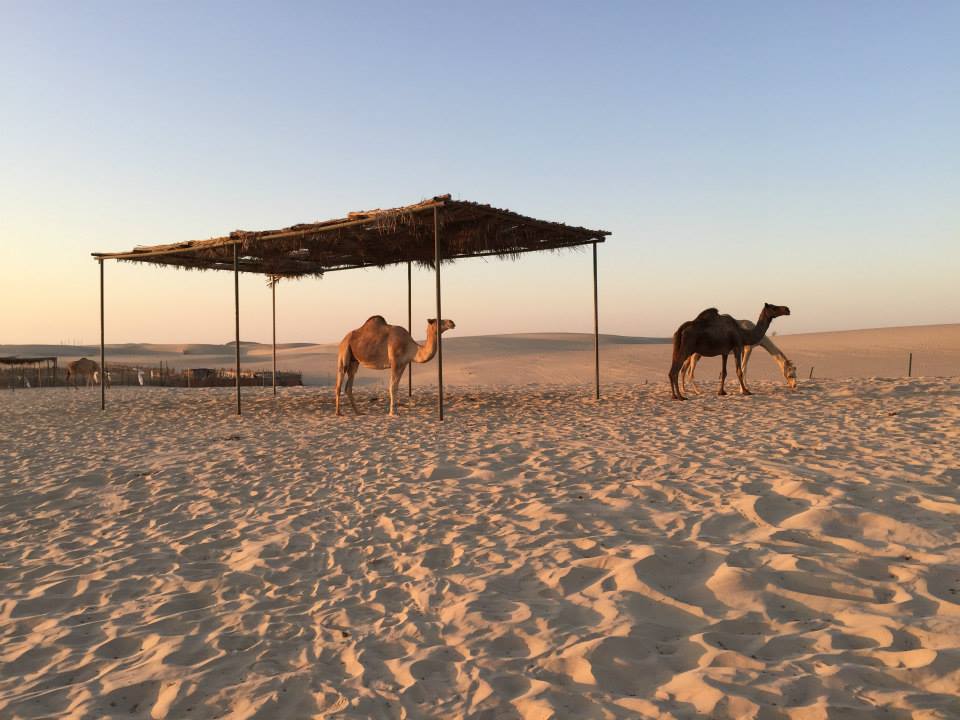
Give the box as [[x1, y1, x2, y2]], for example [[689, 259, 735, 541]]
[[362, 315, 388, 327], [694, 307, 719, 321]]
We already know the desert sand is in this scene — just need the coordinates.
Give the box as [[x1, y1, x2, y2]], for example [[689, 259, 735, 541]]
[[4, 323, 959, 388], [1, 326, 959, 719]]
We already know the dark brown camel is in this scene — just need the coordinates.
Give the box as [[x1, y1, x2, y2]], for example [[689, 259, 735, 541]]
[[668, 303, 791, 400]]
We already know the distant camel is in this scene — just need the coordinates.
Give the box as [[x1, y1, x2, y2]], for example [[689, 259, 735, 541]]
[[668, 303, 791, 400], [65, 358, 107, 388], [681, 319, 798, 395], [335, 316, 456, 416]]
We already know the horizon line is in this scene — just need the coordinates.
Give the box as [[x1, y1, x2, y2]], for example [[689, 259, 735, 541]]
[[2, 321, 958, 350]]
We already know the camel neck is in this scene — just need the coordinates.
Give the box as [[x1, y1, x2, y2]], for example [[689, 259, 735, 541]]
[[771, 349, 788, 372], [743, 311, 772, 345], [414, 324, 439, 363]]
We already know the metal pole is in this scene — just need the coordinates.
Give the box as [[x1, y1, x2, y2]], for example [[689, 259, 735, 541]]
[[908, 352, 913, 377], [434, 207, 444, 420], [272, 277, 277, 396], [407, 260, 413, 397], [592, 242, 600, 400], [100, 259, 106, 410], [234, 242, 241, 415]]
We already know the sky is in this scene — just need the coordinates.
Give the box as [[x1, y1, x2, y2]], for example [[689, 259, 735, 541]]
[[1, 1, 957, 345]]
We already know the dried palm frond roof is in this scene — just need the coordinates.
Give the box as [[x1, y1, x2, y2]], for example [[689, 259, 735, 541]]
[[0, 356, 58, 365], [92, 195, 609, 278]]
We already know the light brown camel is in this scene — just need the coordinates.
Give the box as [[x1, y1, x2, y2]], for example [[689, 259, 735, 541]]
[[668, 303, 791, 400], [680, 319, 798, 394], [65, 358, 108, 388], [335, 316, 456, 416]]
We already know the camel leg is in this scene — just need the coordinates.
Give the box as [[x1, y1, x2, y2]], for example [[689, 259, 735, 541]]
[[689, 354, 701, 394], [345, 361, 360, 415], [734, 345, 751, 395], [388, 364, 405, 416], [335, 365, 344, 416], [668, 358, 687, 400], [718, 353, 728, 396], [742, 345, 754, 375], [683, 354, 701, 395]]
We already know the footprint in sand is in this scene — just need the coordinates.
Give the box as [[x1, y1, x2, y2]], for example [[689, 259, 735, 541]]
[[633, 545, 726, 612], [95, 636, 142, 659], [558, 566, 607, 596], [216, 633, 259, 652], [588, 635, 702, 696], [163, 641, 220, 667], [826, 632, 878, 650], [924, 564, 960, 606], [487, 632, 530, 659], [153, 591, 215, 617], [1, 646, 59, 676], [422, 546, 454, 570], [420, 463, 472, 481], [754, 492, 810, 525], [487, 673, 531, 701], [98, 679, 161, 716]]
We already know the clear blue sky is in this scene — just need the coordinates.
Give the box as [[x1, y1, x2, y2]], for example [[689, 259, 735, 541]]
[[1, 1, 957, 344]]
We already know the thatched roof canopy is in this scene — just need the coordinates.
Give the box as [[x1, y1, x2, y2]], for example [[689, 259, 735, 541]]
[[92, 195, 609, 278], [0, 356, 57, 365]]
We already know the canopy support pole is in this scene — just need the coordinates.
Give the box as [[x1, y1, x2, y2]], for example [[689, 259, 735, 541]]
[[407, 261, 413, 397], [100, 259, 106, 410], [234, 242, 241, 415], [271, 277, 277, 396], [434, 207, 444, 420], [593, 242, 600, 400]]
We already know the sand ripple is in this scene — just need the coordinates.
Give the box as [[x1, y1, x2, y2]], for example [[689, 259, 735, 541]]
[[0, 378, 958, 718]]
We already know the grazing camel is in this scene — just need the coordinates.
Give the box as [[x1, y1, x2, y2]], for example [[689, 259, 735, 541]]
[[680, 319, 798, 395], [65, 358, 107, 388], [668, 303, 791, 400], [335, 316, 456, 416]]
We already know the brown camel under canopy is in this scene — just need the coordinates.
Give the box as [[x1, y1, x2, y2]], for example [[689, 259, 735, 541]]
[[92, 195, 610, 418]]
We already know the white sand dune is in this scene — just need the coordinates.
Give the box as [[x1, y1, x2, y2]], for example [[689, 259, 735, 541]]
[[1, 369, 959, 718]]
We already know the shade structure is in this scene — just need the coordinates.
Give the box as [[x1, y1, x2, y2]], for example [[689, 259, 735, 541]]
[[0, 356, 58, 365], [92, 195, 608, 275], [92, 195, 610, 417], [1, 356, 58, 388]]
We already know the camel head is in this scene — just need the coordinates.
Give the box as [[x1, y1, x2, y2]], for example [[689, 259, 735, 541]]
[[784, 359, 799, 390], [763, 303, 791, 319], [428, 318, 456, 334]]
